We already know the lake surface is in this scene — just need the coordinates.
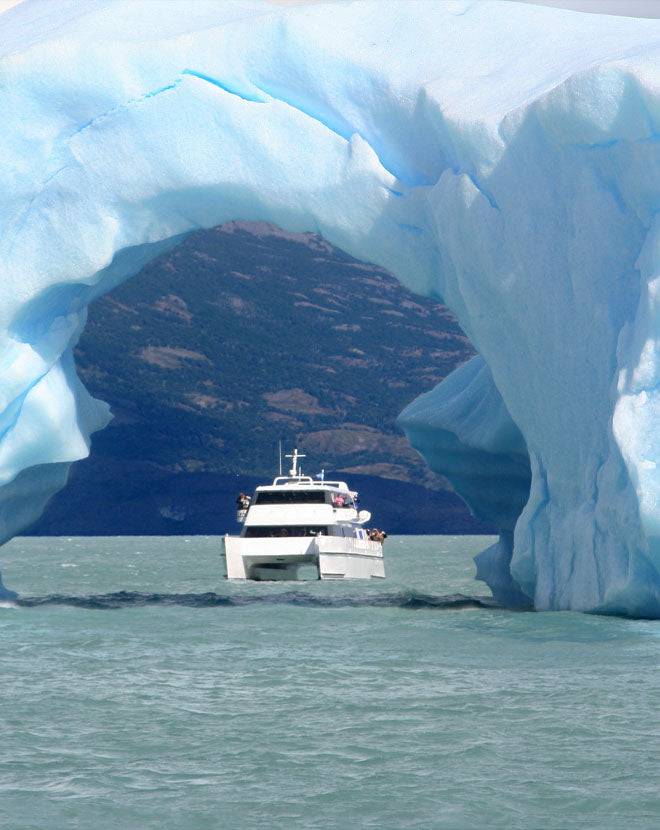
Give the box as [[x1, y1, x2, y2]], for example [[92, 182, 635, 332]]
[[1, 535, 659, 829]]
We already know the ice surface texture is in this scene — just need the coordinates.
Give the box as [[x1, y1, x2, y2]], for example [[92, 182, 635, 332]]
[[2, 0, 660, 613]]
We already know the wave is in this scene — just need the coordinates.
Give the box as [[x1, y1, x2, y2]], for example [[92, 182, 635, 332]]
[[14, 590, 501, 611]]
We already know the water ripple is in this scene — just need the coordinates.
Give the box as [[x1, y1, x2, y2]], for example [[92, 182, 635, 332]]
[[14, 590, 501, 611]]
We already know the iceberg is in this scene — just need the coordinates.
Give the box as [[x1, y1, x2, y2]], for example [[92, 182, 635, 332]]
[[2, 0, 660, 613]]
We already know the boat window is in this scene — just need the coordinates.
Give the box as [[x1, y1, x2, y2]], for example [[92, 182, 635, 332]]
[[253, 490, 329, 505], [243, 526, 330, 537]]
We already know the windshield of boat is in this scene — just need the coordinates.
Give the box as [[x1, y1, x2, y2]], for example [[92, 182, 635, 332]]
[[253, 490, 329, 505], [243, 525, 330, 537]]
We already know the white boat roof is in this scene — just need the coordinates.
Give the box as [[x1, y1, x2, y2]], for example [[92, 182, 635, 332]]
[[257, 475, 353, 493], [253, 448, 356, 495]]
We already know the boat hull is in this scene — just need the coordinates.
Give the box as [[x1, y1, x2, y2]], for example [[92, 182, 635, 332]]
[[222, 535, 384, 580]]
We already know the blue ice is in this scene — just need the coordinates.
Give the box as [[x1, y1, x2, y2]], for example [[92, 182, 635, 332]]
[[2, 0, 660, 613]]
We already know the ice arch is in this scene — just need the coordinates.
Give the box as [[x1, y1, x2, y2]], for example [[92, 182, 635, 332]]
[[3, 0, 660, 614]]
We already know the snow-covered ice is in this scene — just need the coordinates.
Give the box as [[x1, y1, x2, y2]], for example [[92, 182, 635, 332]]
[[2, 0, 660, 613]]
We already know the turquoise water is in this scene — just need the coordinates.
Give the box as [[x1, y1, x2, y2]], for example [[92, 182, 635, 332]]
[[1, 535, 659, 829]]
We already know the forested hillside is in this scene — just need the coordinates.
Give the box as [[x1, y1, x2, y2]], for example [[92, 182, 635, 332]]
[[28, 222, 494, 535]]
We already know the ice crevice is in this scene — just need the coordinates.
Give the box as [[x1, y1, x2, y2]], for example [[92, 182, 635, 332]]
[[3, 0, 660, 614], [70, 69, 267, 142]]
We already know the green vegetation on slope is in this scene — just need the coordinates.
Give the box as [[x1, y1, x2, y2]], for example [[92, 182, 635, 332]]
[[75, 222, 475, 486]]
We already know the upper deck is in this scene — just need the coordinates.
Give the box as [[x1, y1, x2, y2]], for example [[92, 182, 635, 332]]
[[254, 476, 356, 502], [239, 447, 369, 530], [268, 475, 351, 491]]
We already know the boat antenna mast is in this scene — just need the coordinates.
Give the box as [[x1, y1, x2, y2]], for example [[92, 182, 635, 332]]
[[285, 447, 306, 477]]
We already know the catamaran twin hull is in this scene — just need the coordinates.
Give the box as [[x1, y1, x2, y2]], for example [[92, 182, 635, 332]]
[[222, 535, 385, 581]]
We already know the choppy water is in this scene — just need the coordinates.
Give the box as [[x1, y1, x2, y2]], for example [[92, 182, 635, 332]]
[[1, 535, 659, 829]]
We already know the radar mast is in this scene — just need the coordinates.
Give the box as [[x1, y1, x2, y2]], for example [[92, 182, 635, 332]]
[[285, 447, 306, 477]]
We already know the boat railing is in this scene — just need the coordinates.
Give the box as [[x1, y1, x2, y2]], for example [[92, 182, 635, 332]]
[[271, 475, 315, 486]]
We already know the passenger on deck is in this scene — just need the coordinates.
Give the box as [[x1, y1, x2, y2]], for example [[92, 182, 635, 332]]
[[333, 494, 345, 507]]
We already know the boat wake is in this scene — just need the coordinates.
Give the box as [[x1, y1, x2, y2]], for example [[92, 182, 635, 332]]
[[14, 590, 501, 611]]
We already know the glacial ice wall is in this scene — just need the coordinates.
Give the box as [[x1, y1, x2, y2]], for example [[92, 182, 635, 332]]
[[2, 0, 660, 613]]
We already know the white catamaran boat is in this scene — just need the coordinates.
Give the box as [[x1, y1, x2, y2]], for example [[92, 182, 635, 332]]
[[222, 448, 386, 580]]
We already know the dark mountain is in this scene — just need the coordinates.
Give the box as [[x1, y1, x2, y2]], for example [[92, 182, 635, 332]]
[[27, 222, 494, 535]]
